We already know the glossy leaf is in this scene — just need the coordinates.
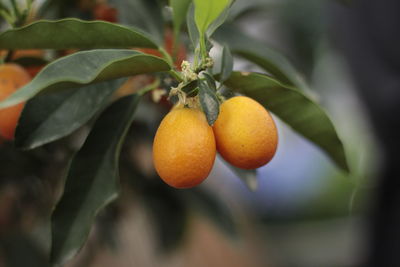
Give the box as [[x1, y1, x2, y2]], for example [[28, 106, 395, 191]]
[[224, 72, 349, 172], [51, 94, 141, 265], [219, 156, 258, 191], [170, 0, 192, 37], [194, 0, 231, 37], [0, 18, 158, 50], [15, 79, 126, 149], [199, 80, 220, 126], [206, 5, 231, 37], [214, 24, 310, 91], [186, 3, 199, 48], [181, 80, 199, 97], [112, 0, 164, 44], [219, 44, 234, 82], [0, 49, 170, 108], [202, 72, 217, 91]]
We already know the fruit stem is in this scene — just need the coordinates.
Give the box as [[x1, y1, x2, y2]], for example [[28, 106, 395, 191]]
[[160, 46, 184, 83], [199, 33, 207, 64], [168, 83, 187, 106], [159, 47, 174, 67], [193, 47, 200, 70], [169, 69, 183, 82]]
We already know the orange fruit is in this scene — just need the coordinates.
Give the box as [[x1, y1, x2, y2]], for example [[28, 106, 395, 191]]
[[13, 50, 45, 77], [0, 50, 45, 78], [0, 64, 31, 140], [0, 49, 44, 60], [213, 96, 278, 169], [153, 107, 216, 188], [11, 50, 44, 59]]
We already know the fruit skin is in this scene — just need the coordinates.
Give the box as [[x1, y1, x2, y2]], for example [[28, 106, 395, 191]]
[[0, 49, 44, 60], [0, 64, 31, 140], [153, 107, 216, 188], [213, 96, 278, 169], [0, 50, 45, 77], [13, 50, 45, 77]]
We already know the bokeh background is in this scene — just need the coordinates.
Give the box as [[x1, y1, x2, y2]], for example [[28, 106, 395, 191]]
[[2, 0, 399, 266]]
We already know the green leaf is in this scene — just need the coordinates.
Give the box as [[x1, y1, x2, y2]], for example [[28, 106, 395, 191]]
[[214, 24, 310, 91], [186, 3, 199, 48], [111, 0, 164, 44], [194, 0, 231, 37], [219, 156, 258, 191], [206, 4, 231, 37], [0, 18, 158, 50], [219, 44, 233, 82], [15, 79, 126, 150], [224, 72, 349, 172], [202, 72, 217, 91], [198, 80, 220, 126], [0, 49, 170, 108], [181, 80, 199, 97], [170, 0, 192, 37], [51, 94, 141, 266], [0, 2, 9, 11]]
